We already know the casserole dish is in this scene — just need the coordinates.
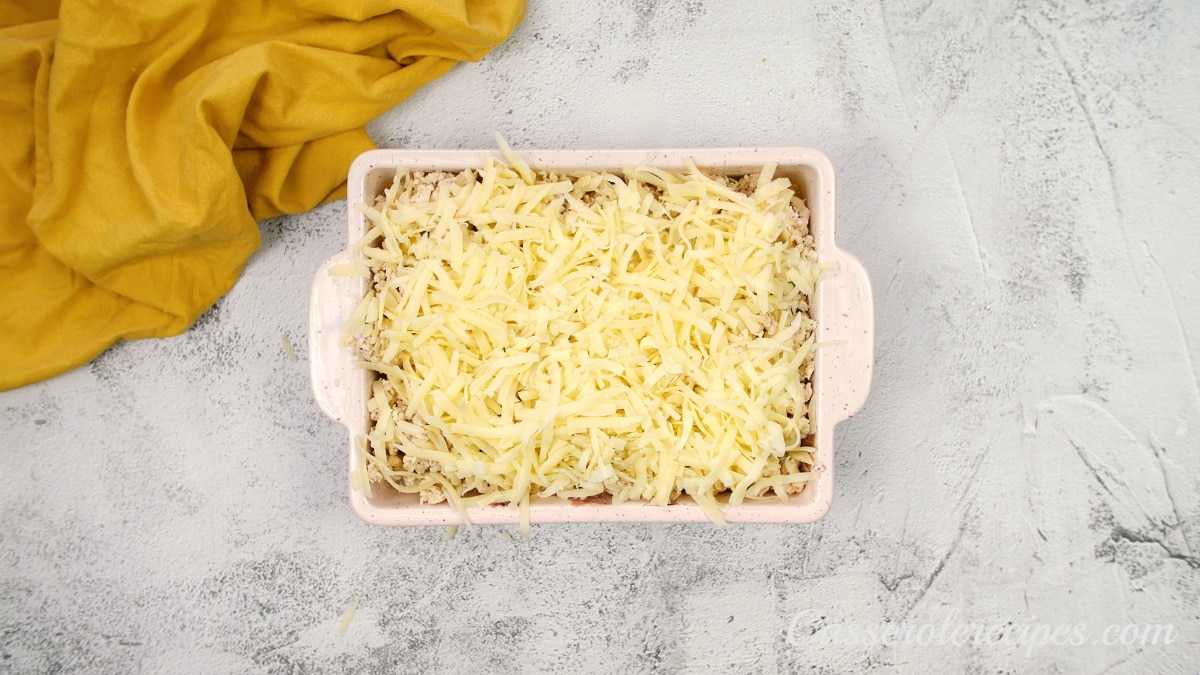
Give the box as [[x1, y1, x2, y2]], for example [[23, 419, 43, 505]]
[[309, 147, 873, 525]]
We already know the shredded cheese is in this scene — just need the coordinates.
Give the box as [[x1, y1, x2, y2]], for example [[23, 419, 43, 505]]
[[281, 334, 298, 362], [337, 594, 361, 636], [342, 146, 819, 526]]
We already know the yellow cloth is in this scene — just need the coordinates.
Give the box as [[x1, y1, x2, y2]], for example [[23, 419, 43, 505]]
[[0, 0, 524, 390]]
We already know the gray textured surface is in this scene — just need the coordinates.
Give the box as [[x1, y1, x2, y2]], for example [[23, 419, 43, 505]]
[[3, 1, 1199, 672]]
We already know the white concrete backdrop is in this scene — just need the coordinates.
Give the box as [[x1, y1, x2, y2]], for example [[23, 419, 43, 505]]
[[2, 1, 1198, 672]]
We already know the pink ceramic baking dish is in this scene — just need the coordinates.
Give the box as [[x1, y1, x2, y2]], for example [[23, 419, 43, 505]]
[[309, 147, 873, 526]]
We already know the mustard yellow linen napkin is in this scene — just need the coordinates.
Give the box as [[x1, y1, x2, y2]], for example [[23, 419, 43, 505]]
[[0, 0, 524, 390]]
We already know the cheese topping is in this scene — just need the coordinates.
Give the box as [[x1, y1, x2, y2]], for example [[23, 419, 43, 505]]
[[343, 145, 819, 528]]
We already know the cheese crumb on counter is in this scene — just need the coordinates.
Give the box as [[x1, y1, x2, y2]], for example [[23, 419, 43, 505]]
[[342, 148, 819, 525]]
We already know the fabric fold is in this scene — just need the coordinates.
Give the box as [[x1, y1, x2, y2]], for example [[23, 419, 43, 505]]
[[0, 0, 525, 390]]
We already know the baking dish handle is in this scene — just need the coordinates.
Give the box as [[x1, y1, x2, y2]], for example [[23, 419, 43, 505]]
[[820, 249, 875, 424], [308, 251, 361, 425]]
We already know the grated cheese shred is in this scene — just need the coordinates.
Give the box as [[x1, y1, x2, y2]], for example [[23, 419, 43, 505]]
[[337, 594, 361, 636], [342, 145, 820, 527]]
